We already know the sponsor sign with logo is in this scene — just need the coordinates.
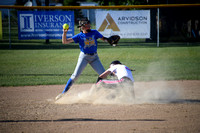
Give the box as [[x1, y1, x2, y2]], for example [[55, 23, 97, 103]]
[[96, 10, 150, 38], [18, 11, 74, 40]]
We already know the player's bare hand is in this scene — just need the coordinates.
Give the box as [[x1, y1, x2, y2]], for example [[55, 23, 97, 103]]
[[63, 29, 68, 33]]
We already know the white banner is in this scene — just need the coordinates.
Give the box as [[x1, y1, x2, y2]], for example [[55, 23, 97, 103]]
[[96, 10, 150, 38]]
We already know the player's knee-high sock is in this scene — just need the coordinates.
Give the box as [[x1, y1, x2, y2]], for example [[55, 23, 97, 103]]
[[96, 76, 103, 83], [62, 78, 73, 93]]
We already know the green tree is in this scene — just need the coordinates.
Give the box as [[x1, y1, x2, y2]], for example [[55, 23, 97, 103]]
[[15, 0, 42, 6], [63, 0, 85, 6], [93, 0, 148, 5]]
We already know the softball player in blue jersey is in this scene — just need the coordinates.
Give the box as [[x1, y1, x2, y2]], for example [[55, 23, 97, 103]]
[[56, 20, 108, 100]]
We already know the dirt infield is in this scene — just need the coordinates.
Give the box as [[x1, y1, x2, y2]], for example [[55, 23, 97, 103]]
[[0, 80, 200, 133]]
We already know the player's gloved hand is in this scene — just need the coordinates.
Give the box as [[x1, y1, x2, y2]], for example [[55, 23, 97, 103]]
[[104, 35, 120, 47], [110, 73, 115, 77]]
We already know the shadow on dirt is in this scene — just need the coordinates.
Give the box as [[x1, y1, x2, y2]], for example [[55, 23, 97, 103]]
[[170, 99, 200, 104], [0, 118, 165, 123]]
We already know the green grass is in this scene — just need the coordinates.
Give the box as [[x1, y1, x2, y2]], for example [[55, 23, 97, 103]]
[[0, 42, 199, 86]]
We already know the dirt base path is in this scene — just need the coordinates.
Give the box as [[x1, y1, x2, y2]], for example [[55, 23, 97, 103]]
[[0, 80, 200, 133]]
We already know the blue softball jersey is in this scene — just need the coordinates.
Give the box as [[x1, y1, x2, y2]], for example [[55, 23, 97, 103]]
[[72, 30, 103, 54]]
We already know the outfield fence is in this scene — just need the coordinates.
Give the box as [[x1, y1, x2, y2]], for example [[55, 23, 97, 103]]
[[0, 4, 200, 48]]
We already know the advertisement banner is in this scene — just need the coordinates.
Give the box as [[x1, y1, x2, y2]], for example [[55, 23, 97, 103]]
[[18, 11, 74, 40], [96, 10, 150, 38]]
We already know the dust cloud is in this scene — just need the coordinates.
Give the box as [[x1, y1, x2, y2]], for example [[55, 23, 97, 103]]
[[55, 82, 181, 105], [55, 61, 181, 105]]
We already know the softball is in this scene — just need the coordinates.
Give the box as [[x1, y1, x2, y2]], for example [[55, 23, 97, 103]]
[[63, 23, 69, 30]]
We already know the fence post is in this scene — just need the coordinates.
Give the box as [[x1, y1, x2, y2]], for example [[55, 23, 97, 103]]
[[157, 8, 160, 47], [87, 9, 89, 20], [45, 0, 50, 44], [8, 9, 11, 49]]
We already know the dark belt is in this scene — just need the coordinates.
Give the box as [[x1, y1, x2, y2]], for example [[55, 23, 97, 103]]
[[84, 52, 97, 55]]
